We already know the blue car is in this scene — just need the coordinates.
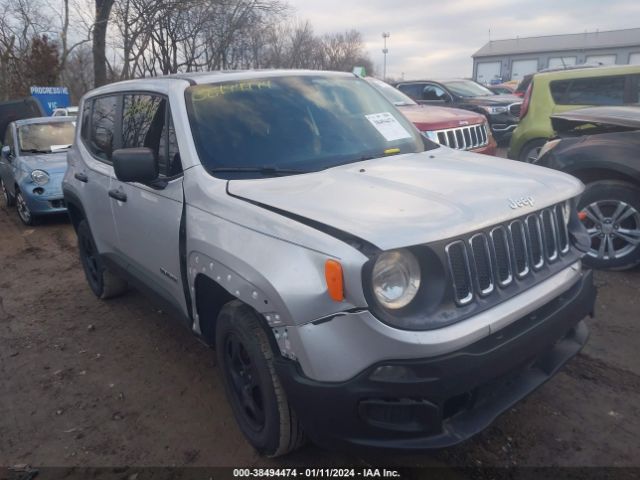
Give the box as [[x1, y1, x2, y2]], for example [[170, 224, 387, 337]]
[[1, 117, 75, 225]]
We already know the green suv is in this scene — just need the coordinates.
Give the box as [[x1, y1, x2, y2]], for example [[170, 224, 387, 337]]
[[509, 65, 640, 162]]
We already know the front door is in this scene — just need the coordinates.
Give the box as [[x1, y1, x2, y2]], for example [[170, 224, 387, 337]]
[[109, 94, 187, 315]]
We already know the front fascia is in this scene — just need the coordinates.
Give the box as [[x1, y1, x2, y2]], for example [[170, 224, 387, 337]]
[[286, 261, 585, 382]]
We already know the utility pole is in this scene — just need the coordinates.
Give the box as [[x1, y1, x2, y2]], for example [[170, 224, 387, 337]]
[[382, 32, 390, 81]]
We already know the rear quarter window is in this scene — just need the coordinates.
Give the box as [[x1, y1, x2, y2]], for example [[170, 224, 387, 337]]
[[550, 75, 626, 105]]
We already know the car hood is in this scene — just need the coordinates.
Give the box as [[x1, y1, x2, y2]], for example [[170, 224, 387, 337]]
[[227, 149, 583, 250], [398, 104, 485, 131], [551, 106, 640, 132], [463, 94, 521, 106], [19, 152, 69, 174]]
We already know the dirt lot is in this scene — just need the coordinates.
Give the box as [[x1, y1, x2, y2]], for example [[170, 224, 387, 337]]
[[1, 202, 639, 470]]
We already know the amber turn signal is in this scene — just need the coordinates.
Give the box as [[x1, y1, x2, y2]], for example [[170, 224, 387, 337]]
[[325, 259, 344, 302]]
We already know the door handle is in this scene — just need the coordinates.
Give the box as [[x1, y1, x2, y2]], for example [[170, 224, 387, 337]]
[[108, 188, 127, 202], [74, 172, 88, 183]]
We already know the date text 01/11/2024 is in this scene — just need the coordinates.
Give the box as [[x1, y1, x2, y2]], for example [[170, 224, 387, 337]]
[[232, 468, 402, 478]]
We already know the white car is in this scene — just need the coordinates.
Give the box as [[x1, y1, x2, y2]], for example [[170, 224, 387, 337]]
[[51, 106, 79, 117]]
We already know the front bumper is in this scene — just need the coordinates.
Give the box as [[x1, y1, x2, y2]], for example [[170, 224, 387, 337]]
[[19, 176, 67, 215], [488, 113, 519, 141], [275, 269, 595, 452]]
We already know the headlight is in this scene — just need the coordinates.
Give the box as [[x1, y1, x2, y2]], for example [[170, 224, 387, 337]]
[[31, 170, 50, 185], [372, 249, 421, 309], [423, 131, 439, 143], [537, 139, 561, 161], [480, 105, 508, 115]]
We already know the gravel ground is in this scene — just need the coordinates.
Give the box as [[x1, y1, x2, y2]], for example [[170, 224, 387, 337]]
[[1, 197, 639, 470]]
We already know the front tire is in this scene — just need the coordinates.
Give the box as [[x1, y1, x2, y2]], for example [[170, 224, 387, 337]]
[[77, 220, 128, 298], [578, 180, 640, 270], [15, 189, 36, 225], [216, 301, 304, 457]]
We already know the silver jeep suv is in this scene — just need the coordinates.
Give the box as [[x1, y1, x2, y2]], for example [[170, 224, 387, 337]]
[[63, 71, 596, 456]]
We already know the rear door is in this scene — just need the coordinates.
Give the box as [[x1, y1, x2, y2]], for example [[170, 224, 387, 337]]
[[109, 93, 186, 315]]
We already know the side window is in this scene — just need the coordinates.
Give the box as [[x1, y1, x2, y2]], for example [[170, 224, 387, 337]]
[[90, 96, 118, 161], [397, 83, 424, 100], [122, 94, 182, 178], [551, 76, 626, 105], [80, 101, 92, 142], [422, 85, 447, 101]]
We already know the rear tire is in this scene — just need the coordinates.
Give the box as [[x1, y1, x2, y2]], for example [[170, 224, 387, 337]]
[[578, 180, 640, 270], [1, 178, 15, 207], [77, 220, 128, 298], [216, 300, 305, 457]]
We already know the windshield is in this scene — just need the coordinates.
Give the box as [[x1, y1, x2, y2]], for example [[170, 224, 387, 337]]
[[186, 75, 433, 179], [18, 121, 75, 153], [443, 80, 494, 98], [366, 78, 417, 106]]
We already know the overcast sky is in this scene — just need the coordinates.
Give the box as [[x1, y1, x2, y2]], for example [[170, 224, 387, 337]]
[[286, 0, 640, 80]]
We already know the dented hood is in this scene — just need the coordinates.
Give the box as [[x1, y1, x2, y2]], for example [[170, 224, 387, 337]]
[[227, 149, 583, 250]]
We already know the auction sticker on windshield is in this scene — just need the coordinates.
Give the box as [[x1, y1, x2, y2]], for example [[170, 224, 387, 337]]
[[365, 112, 412, 142]]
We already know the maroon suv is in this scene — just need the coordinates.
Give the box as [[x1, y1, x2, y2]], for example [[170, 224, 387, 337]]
[[367, 77, 496, 156]]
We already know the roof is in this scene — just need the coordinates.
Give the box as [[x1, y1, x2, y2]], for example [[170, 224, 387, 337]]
[[86, 70, 354, 98], [473, 27, 640, 58]]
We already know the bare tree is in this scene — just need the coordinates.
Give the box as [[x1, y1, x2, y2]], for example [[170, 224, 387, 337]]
[[93, 0, 114, 87]]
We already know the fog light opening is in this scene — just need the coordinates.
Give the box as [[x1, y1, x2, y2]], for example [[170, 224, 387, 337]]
[[33, 187, 44, 195]]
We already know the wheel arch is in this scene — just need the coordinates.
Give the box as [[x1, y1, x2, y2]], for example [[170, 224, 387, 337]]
[[569, 167, 640, 190], [63, 189, 88, 231]]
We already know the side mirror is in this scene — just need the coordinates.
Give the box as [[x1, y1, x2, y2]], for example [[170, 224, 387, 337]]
[[1, 145, 12, 161], [112, 147, 158, 183]]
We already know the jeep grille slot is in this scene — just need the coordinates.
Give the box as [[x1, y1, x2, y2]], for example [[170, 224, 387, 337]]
[[445, 241, 474, 305], [509, 220, 529, 277], [444, 203, 572, 308], [526, 214, 544, 270], [490, 226, 513, 286], [433, 123, 489, 151], [554, 204, 570, 253], [541, 209, 558, 261], [469, 234, 494, 295]]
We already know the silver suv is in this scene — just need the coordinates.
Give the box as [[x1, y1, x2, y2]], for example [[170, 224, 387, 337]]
[[63, 71, 596, 456]]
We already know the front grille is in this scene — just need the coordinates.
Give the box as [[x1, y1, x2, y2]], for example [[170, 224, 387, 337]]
[[434, 123, 489, 151], [508, 102, 522, 117], [445, 203, 571, 306]]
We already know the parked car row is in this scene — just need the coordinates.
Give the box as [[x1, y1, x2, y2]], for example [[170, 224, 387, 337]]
[[3, 71, 599, 457], [394, 78, 523, 145], [2, 68, 630, 457]]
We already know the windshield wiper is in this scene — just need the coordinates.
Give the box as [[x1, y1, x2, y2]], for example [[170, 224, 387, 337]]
[[209, 166, 309, 177], [20, 149, 50, 154]]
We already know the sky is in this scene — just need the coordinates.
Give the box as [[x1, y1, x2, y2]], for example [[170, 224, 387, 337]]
[[286, 0, 640, 80]]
